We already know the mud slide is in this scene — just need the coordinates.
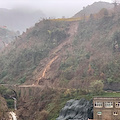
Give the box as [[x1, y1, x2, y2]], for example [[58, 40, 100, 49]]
[[37, 56, 58, 85], [36, 22, 79, 85]]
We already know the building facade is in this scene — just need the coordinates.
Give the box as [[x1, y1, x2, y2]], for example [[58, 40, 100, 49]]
[[93, 97, 120, 120]]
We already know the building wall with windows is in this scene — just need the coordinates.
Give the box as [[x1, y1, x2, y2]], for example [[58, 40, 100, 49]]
[[93, 97, 120, 120]]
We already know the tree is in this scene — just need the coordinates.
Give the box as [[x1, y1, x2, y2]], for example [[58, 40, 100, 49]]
[[89, 14, 94, 21], [90, 80, 104, 95], [39, 110, 49, 120], [98, 8, 109, 18]]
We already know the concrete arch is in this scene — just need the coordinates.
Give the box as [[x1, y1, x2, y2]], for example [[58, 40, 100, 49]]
[[9, 89, 18, 99]]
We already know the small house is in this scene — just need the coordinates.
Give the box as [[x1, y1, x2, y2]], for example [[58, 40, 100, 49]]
[[93, 97, 120, 120]]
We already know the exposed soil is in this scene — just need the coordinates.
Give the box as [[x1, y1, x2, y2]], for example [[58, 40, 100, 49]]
[[24, 21, 79, 88]]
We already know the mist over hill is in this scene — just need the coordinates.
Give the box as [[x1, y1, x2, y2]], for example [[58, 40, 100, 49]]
[[0, 8, 45, 32], [0, 27, 18, 50], [73, 1, 114, 18]]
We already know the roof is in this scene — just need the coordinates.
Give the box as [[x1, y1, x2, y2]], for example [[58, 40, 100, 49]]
[[94, 97, 120, 100]]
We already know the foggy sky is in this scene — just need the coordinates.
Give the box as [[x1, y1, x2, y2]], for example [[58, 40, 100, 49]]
[[0, 0, 113, 17]]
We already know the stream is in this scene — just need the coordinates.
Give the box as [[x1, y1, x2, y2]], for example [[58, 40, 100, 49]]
[[9, 112, 17, 120], [9, 97, 17, 120]]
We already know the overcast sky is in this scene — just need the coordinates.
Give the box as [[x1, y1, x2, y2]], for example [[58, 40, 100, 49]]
[[0, 0, 113, 17]]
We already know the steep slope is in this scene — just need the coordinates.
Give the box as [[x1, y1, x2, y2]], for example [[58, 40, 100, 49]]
[[0, 20, 70, 84], [32, 21, 79, 86], [73, 1, 113, 18], [0, 8, 120, 90], [0, 8, 45, 32], [1, 6, 120, 120]]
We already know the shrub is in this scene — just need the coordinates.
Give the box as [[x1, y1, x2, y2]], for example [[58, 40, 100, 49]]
[[6, 99, 14, 109], [90, 80, 104, 95], [39, 110, 49, 120], [18, 76, 26, 84], [0, 71, 7, 79], [0, 86, 7, 96]]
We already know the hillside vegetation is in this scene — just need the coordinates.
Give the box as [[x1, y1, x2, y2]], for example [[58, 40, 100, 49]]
[[0, 6, 120, 91], [0, 20, 70, 84], [1, 2, 120, 120]]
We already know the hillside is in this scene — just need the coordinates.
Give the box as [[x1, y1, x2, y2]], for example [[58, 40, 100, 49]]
[[0, 8, 45, 32], [1, 3, 120, 120], [0, 3, 120, 91], [0, 95, 8, 119], [0, 8, 120, 91], [73, 1, 113, 18]]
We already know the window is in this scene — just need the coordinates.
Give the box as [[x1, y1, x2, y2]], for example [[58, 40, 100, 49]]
[[97, 112, 102, 115], [115, 102, 120, 108], [104, 102, 113, 108], [113, 112, 118, 115], [94, 101, 103, 108]]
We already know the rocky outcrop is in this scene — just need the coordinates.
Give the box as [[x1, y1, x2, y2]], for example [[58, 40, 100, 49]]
[[56, 99, 93, 120]]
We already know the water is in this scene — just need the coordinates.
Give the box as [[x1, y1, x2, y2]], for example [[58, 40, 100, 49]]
[[12, 97, 17, 110], [9, 112, 17, 120]]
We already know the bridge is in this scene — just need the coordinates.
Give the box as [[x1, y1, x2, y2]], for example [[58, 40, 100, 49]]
[[0, 84, 44, 100]]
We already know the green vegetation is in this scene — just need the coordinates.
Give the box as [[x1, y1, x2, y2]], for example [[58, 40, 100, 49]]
[[1, 3, 120, 120], [0, 11, 120, 87], [90, 80, 104, 95], [0, 86, 15, 109], [0, 20, 69, 84], [6, 99, 14, 108], [18, 76, 26, 84], [38, 88, 120, 120]]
